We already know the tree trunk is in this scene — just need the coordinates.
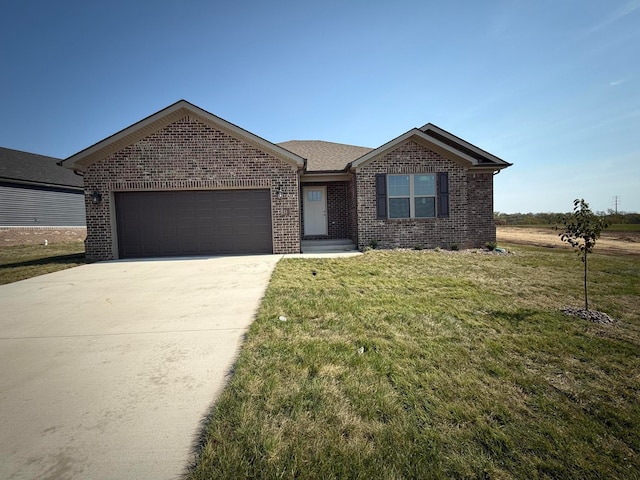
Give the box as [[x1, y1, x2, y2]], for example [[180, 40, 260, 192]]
[[584, 251, 589, 311]]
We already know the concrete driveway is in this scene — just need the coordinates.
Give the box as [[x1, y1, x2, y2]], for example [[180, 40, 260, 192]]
[[0, 255, 281, 480]]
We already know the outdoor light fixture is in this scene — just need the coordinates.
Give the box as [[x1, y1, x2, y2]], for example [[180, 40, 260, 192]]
[[90, 190, 102, 204], [275, 185, 284, 199]]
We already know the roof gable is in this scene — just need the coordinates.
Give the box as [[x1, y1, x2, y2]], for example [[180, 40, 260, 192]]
[[420, 123, 511, 167], [0, 147, 83, 189], [62, 100, 305, 172], [351, 125, 511, 170]]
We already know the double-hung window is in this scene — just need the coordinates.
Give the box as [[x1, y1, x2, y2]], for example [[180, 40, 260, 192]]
[[388, 174, 436, 218]]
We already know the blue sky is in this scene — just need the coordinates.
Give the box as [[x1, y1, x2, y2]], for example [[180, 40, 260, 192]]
[[1, 0, 638, 213]]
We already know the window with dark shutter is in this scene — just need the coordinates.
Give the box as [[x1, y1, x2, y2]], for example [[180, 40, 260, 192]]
[[437, 172, 449, 218], [375, 173, 387, 219]]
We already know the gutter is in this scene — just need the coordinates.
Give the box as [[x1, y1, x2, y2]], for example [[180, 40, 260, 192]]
[[0, 177, 84, 192]]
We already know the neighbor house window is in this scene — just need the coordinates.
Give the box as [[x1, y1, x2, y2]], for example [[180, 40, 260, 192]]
[[388, 174, 436, 218]]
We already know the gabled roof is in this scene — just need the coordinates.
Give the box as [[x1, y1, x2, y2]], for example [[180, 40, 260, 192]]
[[0, 147, 83, 189], [420, 123, 511, 166], [61, 100, 305, 172], [351, 124, 512, 170], [278, 140, 373, 172]]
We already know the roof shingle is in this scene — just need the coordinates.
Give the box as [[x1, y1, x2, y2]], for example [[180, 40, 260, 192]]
[[278, 140, 372, 172], [0, 147, 83, 188]]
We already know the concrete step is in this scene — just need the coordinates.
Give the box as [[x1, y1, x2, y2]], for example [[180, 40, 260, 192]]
[[301, 239, 357, 253]]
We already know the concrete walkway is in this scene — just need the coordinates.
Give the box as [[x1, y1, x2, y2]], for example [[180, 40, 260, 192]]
[[0, 255, 280, 480]]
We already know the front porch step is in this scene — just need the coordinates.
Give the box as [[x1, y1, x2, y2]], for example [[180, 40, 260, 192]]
[[301, 239, 358, 253]]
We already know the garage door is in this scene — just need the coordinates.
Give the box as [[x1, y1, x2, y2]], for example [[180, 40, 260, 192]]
[[115, 190, 272, 258]]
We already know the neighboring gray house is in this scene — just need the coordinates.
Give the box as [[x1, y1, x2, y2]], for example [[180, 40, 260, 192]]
[[0, 147, 85, 226]]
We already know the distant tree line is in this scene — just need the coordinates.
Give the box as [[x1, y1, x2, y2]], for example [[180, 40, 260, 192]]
[[494, 210, 640, 226]]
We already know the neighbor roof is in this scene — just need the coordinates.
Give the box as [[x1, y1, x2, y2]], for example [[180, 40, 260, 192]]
[[0, 147, 83, 189], [278, 140, 373, 172]]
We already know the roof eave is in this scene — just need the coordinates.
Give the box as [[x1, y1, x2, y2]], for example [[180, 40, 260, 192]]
[[0, 177, 84, 191], [303, 168, 350, 175], [420, 123, 511, 167], [469, 164, 512, 173]]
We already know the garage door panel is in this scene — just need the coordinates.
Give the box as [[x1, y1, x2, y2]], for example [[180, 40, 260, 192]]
[[115, 190, 272, 258]]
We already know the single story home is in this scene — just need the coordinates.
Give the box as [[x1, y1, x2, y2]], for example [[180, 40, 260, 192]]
[[61, 100, 511, 261], [0, 147, 85, 227]]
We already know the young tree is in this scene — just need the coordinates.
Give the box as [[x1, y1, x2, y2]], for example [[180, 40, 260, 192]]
[[557, 199, 609, 311]]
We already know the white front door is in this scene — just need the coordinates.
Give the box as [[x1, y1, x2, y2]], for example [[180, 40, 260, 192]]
[[303, 186, 327, 236]]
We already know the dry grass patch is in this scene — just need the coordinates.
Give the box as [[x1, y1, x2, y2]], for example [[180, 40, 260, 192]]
[[0, 242, 86, 285], [497, 226, 640, 255], [189, 247, 640, 479]]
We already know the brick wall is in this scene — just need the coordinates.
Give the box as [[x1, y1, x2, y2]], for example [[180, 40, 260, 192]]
[[300, 181, 349, 239], [83, 115, 300, 261], [467, 172, 495, 246], [346, 172, 358, 244], [355, 140, 495, 250]]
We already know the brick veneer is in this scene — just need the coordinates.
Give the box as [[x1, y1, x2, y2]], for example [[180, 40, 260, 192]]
[[346, 172, 358, 244], [355, 140, 495, 250], [83, 115, 300, 261], [467, 172, 496, 245]]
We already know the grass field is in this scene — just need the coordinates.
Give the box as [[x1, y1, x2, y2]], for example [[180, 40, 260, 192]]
[[0, 242, 86, 285], [497, 226, 640, 256], [501, 224, 640, 232], [189, 246, 640, 479], [606, 224, 640, 232]]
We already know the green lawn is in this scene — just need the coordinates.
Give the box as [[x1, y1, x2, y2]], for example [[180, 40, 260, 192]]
[[0, 242, 86, 285], [189, 246, 640, 479]]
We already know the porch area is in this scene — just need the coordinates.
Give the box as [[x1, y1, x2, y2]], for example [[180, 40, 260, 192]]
[[300, 180, 357, 243]]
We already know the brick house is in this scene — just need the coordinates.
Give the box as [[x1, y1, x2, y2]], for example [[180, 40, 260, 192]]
[[61, 100, 511, 261]]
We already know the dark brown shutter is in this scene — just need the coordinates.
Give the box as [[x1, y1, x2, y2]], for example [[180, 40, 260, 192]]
[[375, 174, 387, 219], [437, 172, 449, 218]]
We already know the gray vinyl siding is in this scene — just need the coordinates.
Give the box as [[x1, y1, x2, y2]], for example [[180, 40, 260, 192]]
[[0, 184, 86, 226]]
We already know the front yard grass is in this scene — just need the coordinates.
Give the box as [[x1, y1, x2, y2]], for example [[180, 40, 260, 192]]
[[0, 242, 86, 285], [190, 246, 640, 479]]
